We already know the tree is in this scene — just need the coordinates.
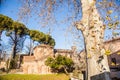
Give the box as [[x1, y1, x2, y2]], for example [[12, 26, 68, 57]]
[[45, 55, 74, 74], [0, 14, 13, 32], [0, 14, 29, 59], [75, 1, 119, 80], [6, 21, 29, 59]]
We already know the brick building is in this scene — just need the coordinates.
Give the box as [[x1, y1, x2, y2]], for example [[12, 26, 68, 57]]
[[22, 44, 78, 74]]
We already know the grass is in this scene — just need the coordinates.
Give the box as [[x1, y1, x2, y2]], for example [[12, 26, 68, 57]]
[[0, 74, 69, 80]]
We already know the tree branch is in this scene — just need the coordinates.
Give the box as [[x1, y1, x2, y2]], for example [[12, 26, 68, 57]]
[[9, 35, 15, 42], [75, 21, 85, 31]]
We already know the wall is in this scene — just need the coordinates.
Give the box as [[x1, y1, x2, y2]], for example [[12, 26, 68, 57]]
[[22, 44, 53, 74]]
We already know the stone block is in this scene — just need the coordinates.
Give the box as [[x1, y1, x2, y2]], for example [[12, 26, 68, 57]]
[[91, 72, 111, 80]]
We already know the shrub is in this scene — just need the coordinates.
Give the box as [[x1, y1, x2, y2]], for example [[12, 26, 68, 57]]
[[0, 68, 5, 72], [9, 59, 17, 69], [45, 55, 74, 74]]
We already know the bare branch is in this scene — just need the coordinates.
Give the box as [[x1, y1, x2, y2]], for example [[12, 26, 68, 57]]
[[9, 35, 15, 42]]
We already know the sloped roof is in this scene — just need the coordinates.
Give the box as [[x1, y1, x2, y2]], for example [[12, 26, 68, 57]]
[[54, 49, 73, 53]]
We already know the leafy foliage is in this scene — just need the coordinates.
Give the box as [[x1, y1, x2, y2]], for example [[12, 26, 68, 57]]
[[10, 21, 29, 36], [105, 50, 111, 55], [0, 14, 13, 31], [45, 55, 74, 74], [29, 30, 55, 46]]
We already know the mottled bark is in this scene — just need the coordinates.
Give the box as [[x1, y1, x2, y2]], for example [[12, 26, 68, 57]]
[[76, 0, 111, 80]]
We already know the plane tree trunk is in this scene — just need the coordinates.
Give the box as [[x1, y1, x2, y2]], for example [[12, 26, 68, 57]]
[[76, 0, 111, 80]]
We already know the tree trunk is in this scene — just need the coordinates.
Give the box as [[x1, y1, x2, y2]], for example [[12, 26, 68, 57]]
[[12, 43, 16, 59], [29, 39, 34, 56], [76, 0, 111, 80], [63, 66, 68, 75], [11, 32, 17, 59], [0, 31, 2, 47], [0, 31, 2, 40]]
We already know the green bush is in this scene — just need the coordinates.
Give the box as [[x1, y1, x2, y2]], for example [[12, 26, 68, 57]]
[[0, 68, 5, 72], [45, 55, 74, 74]]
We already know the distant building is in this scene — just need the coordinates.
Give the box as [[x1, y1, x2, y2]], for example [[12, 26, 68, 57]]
[[105, 37, 120, 79], [22, 44, 53, 74]]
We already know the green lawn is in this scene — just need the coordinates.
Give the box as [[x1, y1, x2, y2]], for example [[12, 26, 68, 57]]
[[0, 74, 69, 80]]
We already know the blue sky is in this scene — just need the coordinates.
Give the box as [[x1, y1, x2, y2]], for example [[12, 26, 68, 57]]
[[0, 0, 120, 53]]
